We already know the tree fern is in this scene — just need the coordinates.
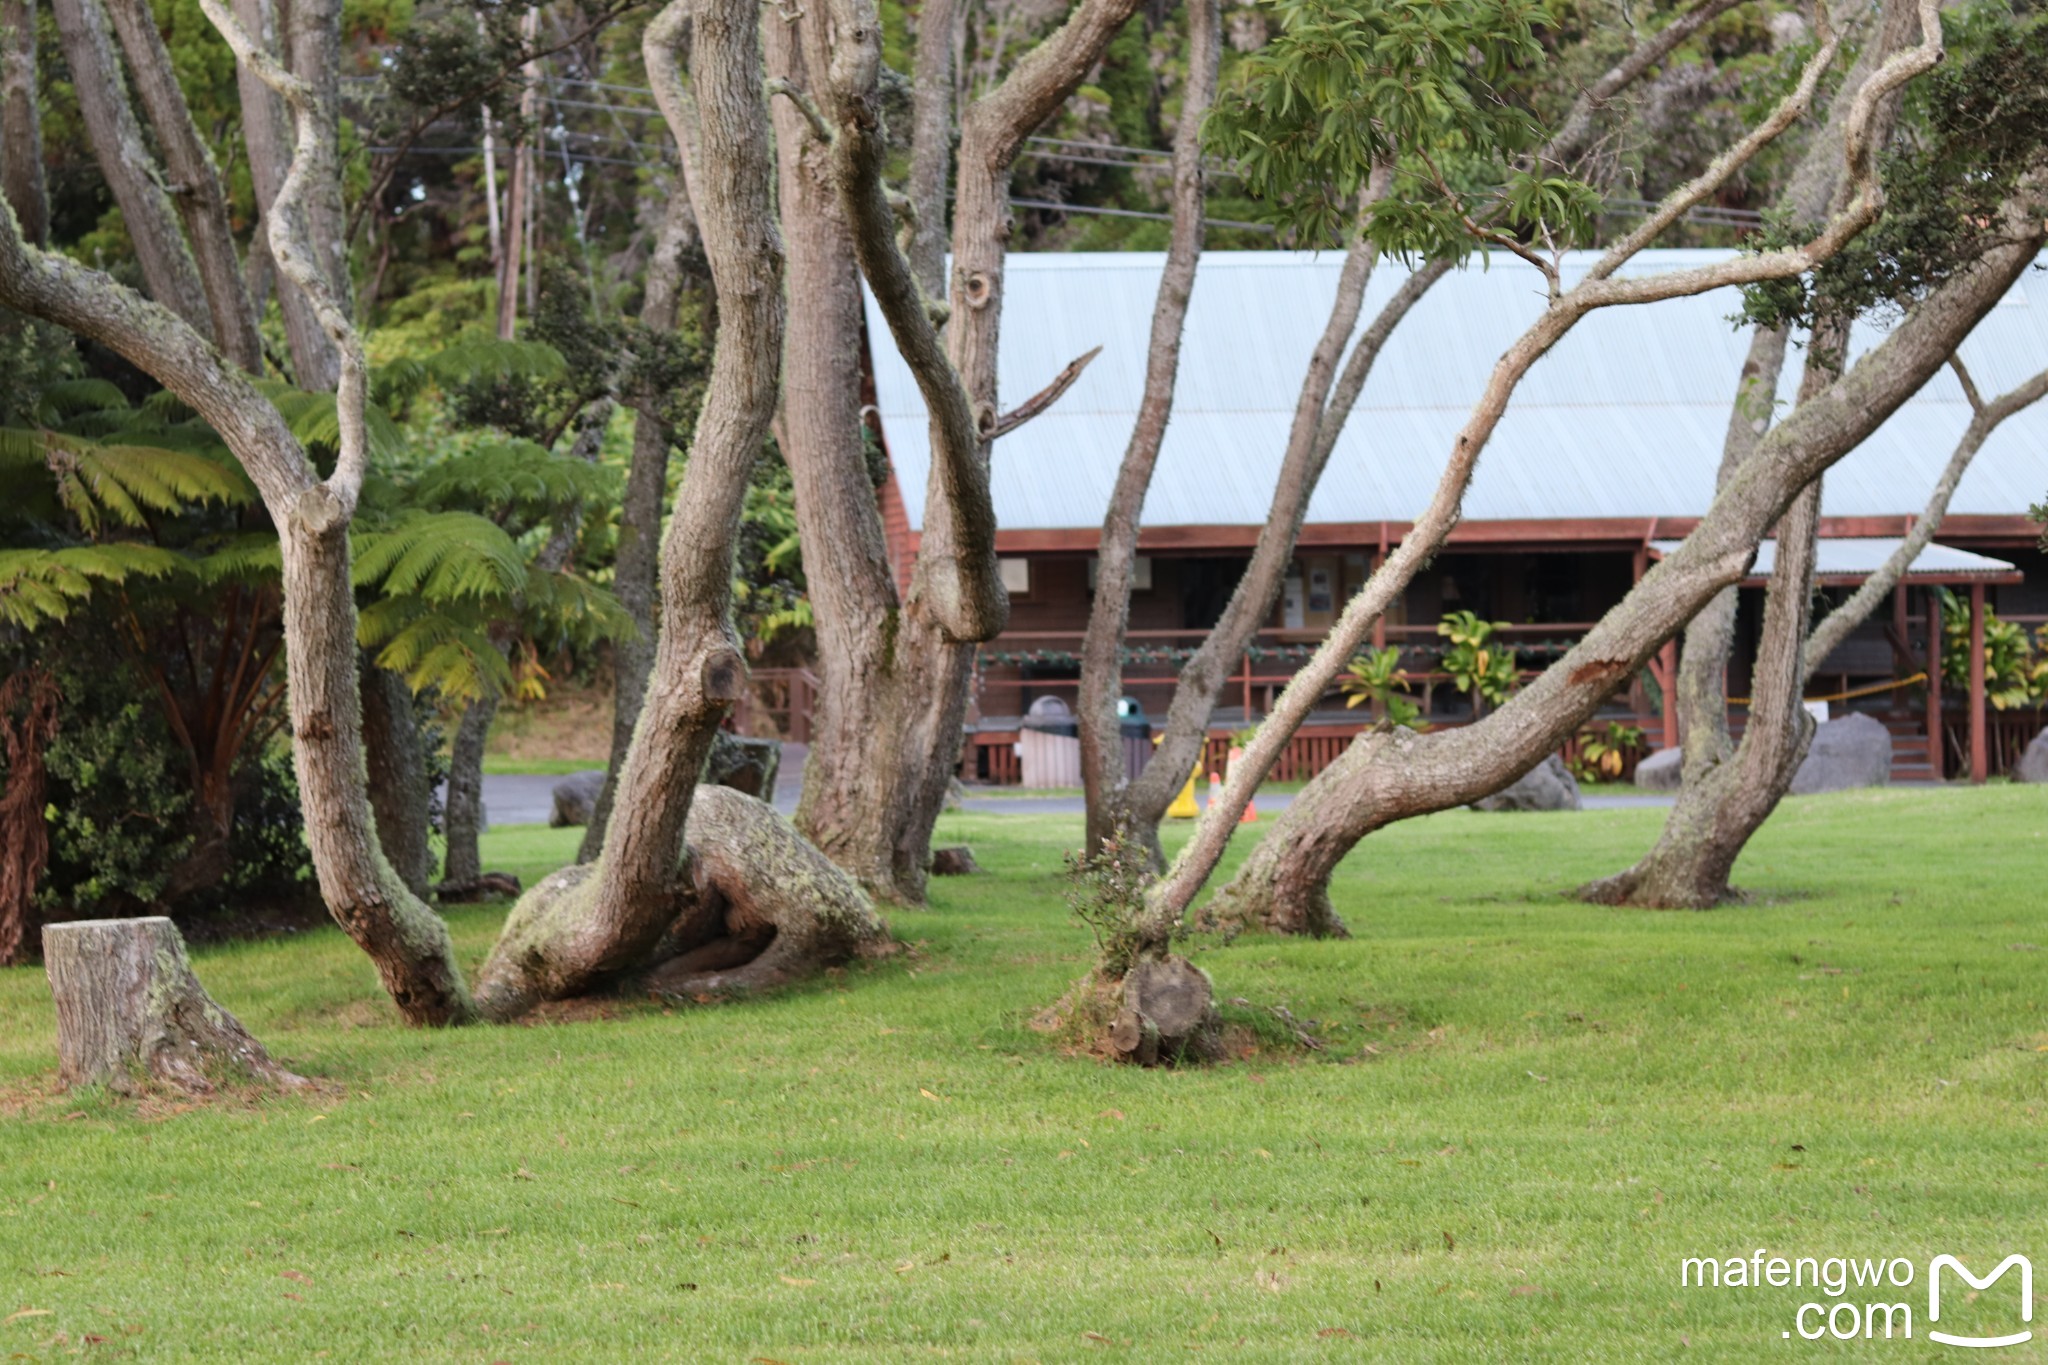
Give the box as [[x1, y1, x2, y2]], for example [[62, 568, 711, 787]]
[[351, 510, 526, 602], [0, 543, 188, 628]]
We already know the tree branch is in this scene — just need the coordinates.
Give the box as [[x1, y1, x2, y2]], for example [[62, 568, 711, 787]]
[[1802, 360, 2048, 674], [197, 0, 370, 511], [990, 346, 1100, 438]]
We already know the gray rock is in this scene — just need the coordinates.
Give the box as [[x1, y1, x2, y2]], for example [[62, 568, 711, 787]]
[[2012, 727, 2048, 783], [1634, 745, 1684, 791], [931, 845, 982, 876], [1470, 753, 1581, 812], [1789, 711, 1892, 794], [704, 733, 781, 799], [549, 769, 606, 827]]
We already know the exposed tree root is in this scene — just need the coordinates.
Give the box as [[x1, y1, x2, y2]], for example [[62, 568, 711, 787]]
[[476, 787, 893, 1020]]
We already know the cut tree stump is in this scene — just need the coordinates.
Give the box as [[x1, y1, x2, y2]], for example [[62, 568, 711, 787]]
[[930, 845, 982, 876], [1108, 955, 1220, 1066], [43, 917, 304, 1094]]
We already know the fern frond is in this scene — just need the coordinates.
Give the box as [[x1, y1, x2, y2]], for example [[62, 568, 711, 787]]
[[357, 596, 510, 702], [0, 543, 188, 629], [190, 534, 283, 586], [520, 565, 636, 648], [36, 378, 130, 420], [424, 339, 567, 387], [408, 440, 619, 517], [352, 510, 525, 602]]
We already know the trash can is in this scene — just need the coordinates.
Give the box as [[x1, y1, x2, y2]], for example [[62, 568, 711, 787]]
[[1017, 696, 1081, 788], [1118, 696, 1152, 782]]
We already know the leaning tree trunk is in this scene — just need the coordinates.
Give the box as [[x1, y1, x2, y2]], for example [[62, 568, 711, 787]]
[[359, 655, 435, 900], [476, 0, 877, 1019], [580, 189, 698, 863], [442, 688, 498, 886], [1093, 0, 1749, 862], [43, 917, 304, 1093], [1579, 475, 1825, 907], [47, 0, 214, 335], [232, 0, 330, 384], [1205, 217, 2040, 935], [773, 0, 945, 903], [794, 0, 1143, 905], [0, 0, 48, 247], [1076, 0, 1217, 859], [104, 0, 263, 372]]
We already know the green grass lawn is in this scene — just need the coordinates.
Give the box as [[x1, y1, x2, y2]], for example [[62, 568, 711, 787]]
[[4, 786, 2047, 1360]]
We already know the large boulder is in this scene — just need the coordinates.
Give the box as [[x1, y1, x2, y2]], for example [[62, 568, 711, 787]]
[[2013, 727, 2048, 784], [1789, 712, 1892, 795], [704, 732, 781, 799], [1470, 754, 1581, 812], [1634, 745, 1684, 791], [547, 736, 783, 828], [549, 769, 605, 827]]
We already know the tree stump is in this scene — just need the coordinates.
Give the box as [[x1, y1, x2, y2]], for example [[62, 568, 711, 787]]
[[930, 845, 982, 876], [1108, 955, 1220, 1066], [43, 918, 303, 1094]]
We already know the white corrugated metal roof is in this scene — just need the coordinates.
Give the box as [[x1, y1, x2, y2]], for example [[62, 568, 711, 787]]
[[864, 249, 2048, 532], [1649, 537, 2018, 580]]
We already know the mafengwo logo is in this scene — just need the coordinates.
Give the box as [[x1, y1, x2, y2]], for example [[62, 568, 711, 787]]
[[1678, 1251, 2033, 1345]]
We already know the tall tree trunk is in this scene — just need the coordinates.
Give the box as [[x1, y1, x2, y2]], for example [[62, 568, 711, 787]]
[[474, 0, 794, 1017], [1206, 212, 2039, 936], [103, 0, 263, 372], [47, 0, 213, 335], [793, 0, 1146, 905], [1578, 0, 1932, 906], [905, 0, 956, 296], [1672, 325, 1789, 777], [359, 654, 435, 900], [1077, 0, 1218, 859], [442, 688, 497, 886], [287, 0, 348, 356], [0, 0, 47, 246], [580, 174, 700, 861], [1591, 351, 2048, 908], [770, 3, 916, 898], [1581, 475, 1825, 907], [232, 0, 330, 384]]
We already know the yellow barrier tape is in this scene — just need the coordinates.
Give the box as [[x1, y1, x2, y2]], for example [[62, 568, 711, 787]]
[[1729, 672, 1927, 707]]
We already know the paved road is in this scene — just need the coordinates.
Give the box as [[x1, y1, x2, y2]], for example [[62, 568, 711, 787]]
[[473, 761, 1673, 828]]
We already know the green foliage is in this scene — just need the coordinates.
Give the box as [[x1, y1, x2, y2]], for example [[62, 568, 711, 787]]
[[1567, 719, 1644, 782], [16, 648, 311, 919], [1203, 0, 1570, 248], [1939, 588, 2048, 711], [1338, 646, 1425, 728], [1437, 610, 1519, 704], [1740, 13, 2048, 330], [1064, 824, 1164, 977]]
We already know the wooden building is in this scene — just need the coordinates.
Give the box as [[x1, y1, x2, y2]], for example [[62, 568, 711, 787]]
[[861, 250, 2048, 784]]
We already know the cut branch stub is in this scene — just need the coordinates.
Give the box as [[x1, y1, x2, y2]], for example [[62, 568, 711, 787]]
[[43, 917, 304, 1094]]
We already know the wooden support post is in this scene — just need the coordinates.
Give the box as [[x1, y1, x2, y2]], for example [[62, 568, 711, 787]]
[[1969, 582, 1988, 783], [1240, 650, 1252, 721], [1369, 548, 1387, 652], [1925, 587, 1943, 781]]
